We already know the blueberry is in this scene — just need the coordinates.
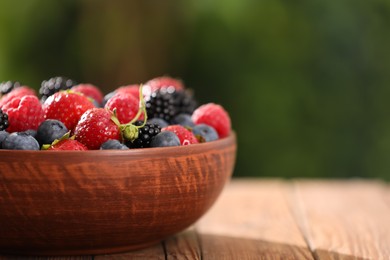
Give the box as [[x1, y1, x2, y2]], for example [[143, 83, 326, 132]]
[[102, 91, 116, 107], [147, 118, 169, 128], [150, 131, 180, 147], [0, 130, 10, 148], [2, 132, 40, 150], [100, 139, 129, 150], [36, 119, 68, 145], [23, 129, 37, 138], [171, 113, 195, 127], [192, 124, 219, 142]]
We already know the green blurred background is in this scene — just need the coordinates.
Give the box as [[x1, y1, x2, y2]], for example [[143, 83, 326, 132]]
[[1, 0, 389, 180]]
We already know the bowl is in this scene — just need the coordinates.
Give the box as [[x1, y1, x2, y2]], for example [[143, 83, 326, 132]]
[[0, 132, 236, 256]]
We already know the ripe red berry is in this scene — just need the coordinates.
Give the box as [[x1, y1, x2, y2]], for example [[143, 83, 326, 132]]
[[72, 84, 103, 105], [143, 76, 184, 97], [1, 95, 44, 133], [116, 85, 140, 100], [191, 103, 231, 138], [74, 108, 121, 150], [0, 86, 36, 108], [162, 125, 198, 145], [43, 91, 95, 131], [48, 139, 88, 151], [104, 93, 140, 124]]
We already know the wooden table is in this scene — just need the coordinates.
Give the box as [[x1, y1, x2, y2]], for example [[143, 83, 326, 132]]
[[1, 179, 389, 259]]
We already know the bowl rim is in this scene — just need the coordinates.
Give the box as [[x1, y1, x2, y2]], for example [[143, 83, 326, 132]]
[[0, 131, 236, 156]]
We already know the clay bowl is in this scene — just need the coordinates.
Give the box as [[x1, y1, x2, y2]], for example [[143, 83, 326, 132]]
[[0, 132, 236, 256]]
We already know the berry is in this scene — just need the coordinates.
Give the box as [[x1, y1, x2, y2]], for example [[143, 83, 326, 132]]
[[192, 124, 219, 142], [72, 84, 103, 105], [102, 91, 116, 107], [0, 130, 10, 147], [171, 113, 195, 127], [0, 81, 21, 95], [23, 129, 37, 138], [150, 131, 180, 148], [74, 108, 121, 150], [43, 91, 94, 131], [100, 139, 129, 150], [47, 139, 88, 151], [2, 95, 44, 133], [36, 119, 68, 145], [144, 76, 184, 96], [2, 132, 40, 150], [40, 76, 77, 102], [147, 118, 169, 128], [192, 103, 231, 138], [145, 88, 197, 123], [126, 121, 161, 148], [0, 86, 36, 108], [162, 125, 198, 145], [104, 93, 139, 124], [0, 109, 9, 131], [116, 84, 141, 99]]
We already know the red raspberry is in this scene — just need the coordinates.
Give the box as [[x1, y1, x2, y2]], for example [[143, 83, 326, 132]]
[[191, 103, 231, 138], [43, 91, 95, 131], [143, 76, 184, 97], [72, 84, 103, 105], [74, 108, 121, 150], [1, 95, 44, 133], [104, 93, 140, 124], [162, 125, 198, 145], [0, 86, 36, 108], [47, 139, 88, 151], [116, 84, 140, 100]]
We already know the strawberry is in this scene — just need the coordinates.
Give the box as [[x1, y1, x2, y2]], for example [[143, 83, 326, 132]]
[[116, 84, 140, 100], [0, 86, 36, 108], [191, 103, 231, 138], [43, 91, 94, 131], [1, 95, 44, 133], [104, 93, 140, 124], [72, 84, 103, 105], [74, 108, 121, 150], [47, 139, 88, 151], [162, 125, 198, 145], [143, 76, 184, 97]]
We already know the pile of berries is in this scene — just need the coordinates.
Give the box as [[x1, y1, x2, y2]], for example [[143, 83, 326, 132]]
[[0, 76, 231, 150]]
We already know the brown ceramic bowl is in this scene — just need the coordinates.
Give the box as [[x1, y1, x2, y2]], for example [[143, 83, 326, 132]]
[[0, 132, 236, 256]]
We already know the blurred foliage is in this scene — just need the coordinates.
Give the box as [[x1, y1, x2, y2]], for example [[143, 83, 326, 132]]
[[0, 0, 390, 179]]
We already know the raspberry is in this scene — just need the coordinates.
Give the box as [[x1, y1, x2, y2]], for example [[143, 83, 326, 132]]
[[0, 86, 36, 108], [192, 103, 231, 138], [104, 93, 140, 124], [162, 125, 198, 145], [143, 76, 184, 97], [72, 84, 103, 105], [2, 95, 44, 133], [43, 91, 95, 131], [74, 108, 121, 150]]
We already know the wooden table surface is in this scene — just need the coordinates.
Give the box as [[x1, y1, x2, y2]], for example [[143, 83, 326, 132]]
[[1, 179, 389, 259]]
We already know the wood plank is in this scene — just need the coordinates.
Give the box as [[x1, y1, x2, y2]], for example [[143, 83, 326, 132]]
[[195, 179, 313, 259], [164, 228, 201, 260], [94, 243, 165, 260], [292, 180, 390, 259]]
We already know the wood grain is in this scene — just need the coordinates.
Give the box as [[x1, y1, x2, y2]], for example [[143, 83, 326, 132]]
[[195, 179, 313, 259], [95, 243, 165, 260], [291, 180, 390, 259], [0, 133, 236, 256], [164, 228, 201, 260]]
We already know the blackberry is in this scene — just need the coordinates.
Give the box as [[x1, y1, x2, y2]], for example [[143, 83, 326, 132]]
[[127, 121, 161, 148], [0, 81, 21, 95], [145, 88, 197, 123], [0, 109, 9, 131], [40, 76, 77, 102]]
